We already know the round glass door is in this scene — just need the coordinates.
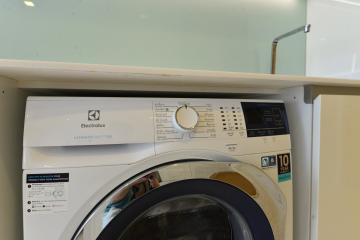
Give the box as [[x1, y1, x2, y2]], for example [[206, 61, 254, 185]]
[[98, 179, 274, 240], [120, 196, 234, 240]]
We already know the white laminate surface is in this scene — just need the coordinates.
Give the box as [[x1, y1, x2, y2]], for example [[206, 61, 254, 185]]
[[1, 59, 360, 93]]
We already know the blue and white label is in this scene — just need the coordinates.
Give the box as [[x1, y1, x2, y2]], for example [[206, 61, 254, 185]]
[[25, 173, 69, 214]]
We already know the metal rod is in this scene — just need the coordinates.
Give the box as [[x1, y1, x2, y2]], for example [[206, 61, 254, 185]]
[[271, 24, 311, 74], [271, 42, 278, 75]]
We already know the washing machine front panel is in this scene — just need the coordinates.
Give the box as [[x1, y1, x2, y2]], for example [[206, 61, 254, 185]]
[[23, 97, 292, 240]]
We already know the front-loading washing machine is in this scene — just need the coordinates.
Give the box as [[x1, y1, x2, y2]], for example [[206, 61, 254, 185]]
[[23, 97, 292, 240]]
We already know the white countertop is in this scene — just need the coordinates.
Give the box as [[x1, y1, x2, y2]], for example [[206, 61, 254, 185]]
[[0, 59, 359, 93]]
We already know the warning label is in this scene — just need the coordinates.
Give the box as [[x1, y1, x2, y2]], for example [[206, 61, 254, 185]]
[[25, 173, 69, 214]]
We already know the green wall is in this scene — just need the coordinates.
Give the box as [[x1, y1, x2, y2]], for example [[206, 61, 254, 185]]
[[0, 0, 306, 75]]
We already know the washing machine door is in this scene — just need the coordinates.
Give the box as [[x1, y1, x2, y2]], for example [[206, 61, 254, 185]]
[[72, 161, 286, 240]]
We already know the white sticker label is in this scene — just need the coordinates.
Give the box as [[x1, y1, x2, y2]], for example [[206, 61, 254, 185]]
[[25, 173, 69, 214]]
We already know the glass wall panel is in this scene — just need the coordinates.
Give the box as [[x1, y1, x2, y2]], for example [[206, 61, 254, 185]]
[[0, 0, 306, 74]]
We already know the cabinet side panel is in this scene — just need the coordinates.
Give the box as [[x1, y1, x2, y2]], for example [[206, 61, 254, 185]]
[[0, 78, 26, 239], [312, 95, 360, 240], [311, 95, 321, 240], [281, 87, 313, 240]]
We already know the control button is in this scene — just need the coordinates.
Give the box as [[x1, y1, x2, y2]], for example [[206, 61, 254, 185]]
[[173, 105, 199, 132]]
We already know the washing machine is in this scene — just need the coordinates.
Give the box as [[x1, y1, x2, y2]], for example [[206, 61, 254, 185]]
[[23, 97, 293, 240]]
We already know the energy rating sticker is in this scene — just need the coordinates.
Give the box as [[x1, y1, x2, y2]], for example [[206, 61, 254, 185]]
[[277, 153, 291, 182]]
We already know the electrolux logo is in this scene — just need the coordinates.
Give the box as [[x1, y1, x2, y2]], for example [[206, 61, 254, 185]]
[[80, 110, 106, 128], [88, 110, 100, 121], [81, 123, 105, 128]]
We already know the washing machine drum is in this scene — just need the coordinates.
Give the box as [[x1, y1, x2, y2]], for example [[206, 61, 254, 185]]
[[73, 161, 283, 240]]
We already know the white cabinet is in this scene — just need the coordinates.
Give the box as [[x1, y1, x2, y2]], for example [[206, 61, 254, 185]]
[[312, 95, 360, 239], [307, 0, 360, 79]]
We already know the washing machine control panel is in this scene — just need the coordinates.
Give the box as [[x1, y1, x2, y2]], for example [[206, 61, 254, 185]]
[[218, 104, 246, 133], [154, 100, 248, 142], [154, 101, 216, 141], [154, 99, 289, 143]]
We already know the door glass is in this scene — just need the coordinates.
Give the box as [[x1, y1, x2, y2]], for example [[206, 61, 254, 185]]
[[118, 196, 249, 240]]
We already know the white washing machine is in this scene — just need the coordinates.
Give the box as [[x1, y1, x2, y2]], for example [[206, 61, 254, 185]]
[[23, 97, 293, 240]]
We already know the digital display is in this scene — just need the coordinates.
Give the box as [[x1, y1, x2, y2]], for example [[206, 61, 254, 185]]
[[241, 102, 289, 137]]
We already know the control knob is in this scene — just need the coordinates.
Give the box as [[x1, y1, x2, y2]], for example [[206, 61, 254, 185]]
[[173, 105, 199, 132]]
